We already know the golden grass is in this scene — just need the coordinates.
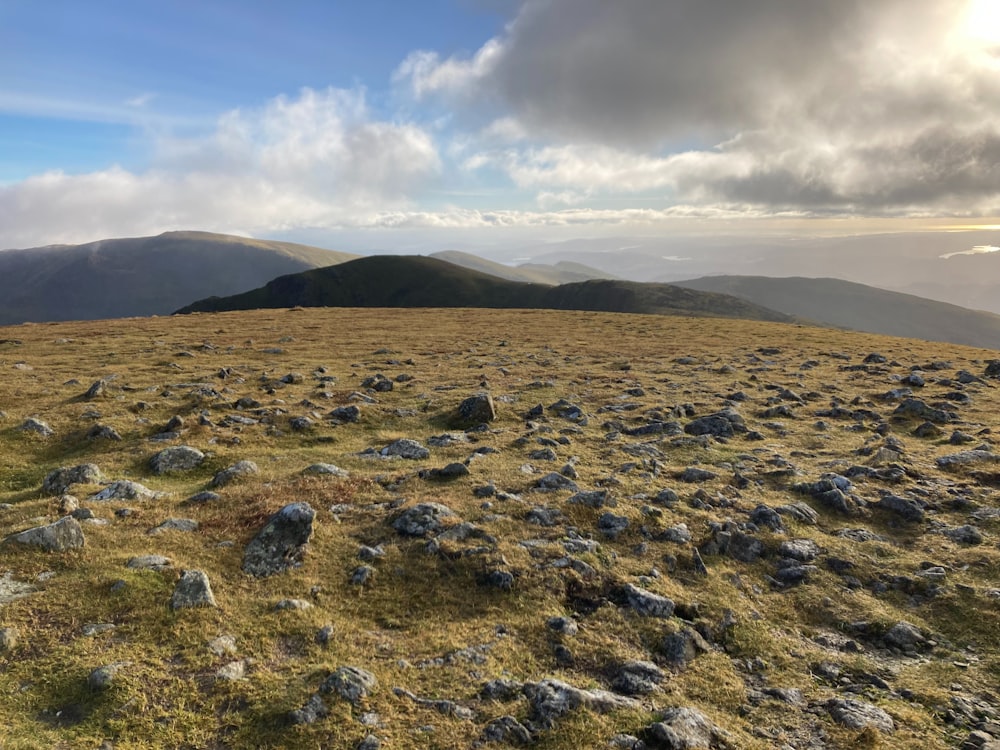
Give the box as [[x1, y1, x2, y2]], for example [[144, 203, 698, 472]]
[[1, 307, 998, 748]]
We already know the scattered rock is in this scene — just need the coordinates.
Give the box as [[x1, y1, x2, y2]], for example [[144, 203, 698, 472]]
[[454, 392, 497, 427], [210, 460, 259, 487], [89, 480, 161, 502], [171, 570, 216, 609], [18, 418, 53, 437], [481, 715, 533, 745], [522, 678, 640, 728], [303, 463, 350, 477], [42, 464, 102, 495], [88, 662, 129, 691], [242, 503, 315, 577], [611, 660, 666, 695], [618, 583, 675, 618], [825, 698, 894, 733], [4, 516, 85, 552], [150, 445, 205, 474], [392, 503, 457, 537], [380, 438, 430, 460], [643, 706, 732, 749]]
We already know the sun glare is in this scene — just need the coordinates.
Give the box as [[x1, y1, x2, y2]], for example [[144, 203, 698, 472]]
[[963, 0, 1000, 44]]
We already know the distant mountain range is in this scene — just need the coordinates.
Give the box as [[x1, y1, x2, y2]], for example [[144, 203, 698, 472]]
[[675, 275, 1000, 350], [175, 255, 795, 323], [0, 231, 356, 325], [5, 230, 1000, 352]]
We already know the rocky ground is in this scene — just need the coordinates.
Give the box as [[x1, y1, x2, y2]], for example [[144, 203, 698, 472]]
[[1, 308, 1000, 749]]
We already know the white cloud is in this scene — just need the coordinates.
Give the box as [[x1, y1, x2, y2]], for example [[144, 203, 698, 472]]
[[398, 0, 1000, 216], [0, 87, 441, 248]]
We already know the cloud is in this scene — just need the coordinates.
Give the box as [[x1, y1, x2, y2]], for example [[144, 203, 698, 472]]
[[0, 87, 441, 248], [400, 0, 1000, 215]]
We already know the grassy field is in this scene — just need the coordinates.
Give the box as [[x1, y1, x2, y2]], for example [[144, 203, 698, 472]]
[[1, 308, 999, 749]]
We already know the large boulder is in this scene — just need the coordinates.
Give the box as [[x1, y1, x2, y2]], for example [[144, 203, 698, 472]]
[[150, 446, 205, 475], [42, 464, 102, 495], [453, 393, 497, 427], [242, 503, 316, 577], [4, 516, 85, 552], [171, 570, 217, 609]]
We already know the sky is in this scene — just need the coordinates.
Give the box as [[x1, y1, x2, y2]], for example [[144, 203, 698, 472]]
[[2, 0, 1000, 253]]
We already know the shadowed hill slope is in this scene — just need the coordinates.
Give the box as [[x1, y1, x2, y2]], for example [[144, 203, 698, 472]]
[[176, 255, 797, 324], [0, 231, 356, 324], [676, 275, 1000, 350]]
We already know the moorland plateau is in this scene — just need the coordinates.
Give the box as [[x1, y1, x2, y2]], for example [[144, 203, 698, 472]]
[[1, 307, 1000, 749]]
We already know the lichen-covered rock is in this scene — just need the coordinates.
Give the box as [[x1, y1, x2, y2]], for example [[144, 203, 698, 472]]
[[380, 438, 429, 460], [321, 666, 378, 703], [150, 445, 205, 475], [619, 583, 675, 618], [644, 706, 732, 749], [89, 480, 161, 501], [242, 502, 315, 577], [453, 392, 497, 427], [392, 502, 457, 537], [171, 570, 216, 609], [210, 460, 259, 487], [4, 516, 84, 551], [611, 660, 666, 695], [825, 698, 894, 733], [42, 464, 102, 495], [522, 678, 640, 728]]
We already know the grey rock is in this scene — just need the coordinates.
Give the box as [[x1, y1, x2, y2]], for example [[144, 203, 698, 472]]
[[216, 659, 249, 681], [658, 523, 692, 544], [612, 660, 666, 695], [661, 628, 710, 669], [883, 621, 925, 650], [775, 502, 819, 525], [329, 405, 362, 423], [645, 706, 731, 749], [893, 398, 955, 423], [274, 598, 312, 611], [749, 504, 784, 531], [87, 424, 122, 441], [289, 694, 329, 725], [43, 464, 102, 495], [481, 715, 532, 745], [874, 494, 925, 522], [726, 531, 763, 563], [526, 506, 563, 526], [18, 417, 53, 437], [171, 570, 216, 609], [88, 662, 129, 691], [149, 518, 198, 534], [126, 555, 172, 571], [779, 539, 821, 562], [598, 512, 630, 539], [522, 678, 640, 728], [678, 467, 718, 483], [568, 490, 614, 508], [941, 525, 983, 545], [392, 502, 457, 537], [90, 480, 161, 502], [825, 698, 894, 733], [454, 392, 497, 427], [393, 686, 476, 720], [0, 627, 18, 651], [84, 379, 107, 399], [303, 463, 349, 477], [210, 460, 259, 487], [546, 616, 579, 636], [684, 410, 746, 438], [242, 502, 315, 577], [362, 373, 393, 392], [184, 491, 220, 504], [937, 450, 1000, 470], [150, 445, 205, 474], [421, 462, 470, 480], [535, 472, 580, 492], [620, 583, 675, 618], [351, 565, 375, 586], [4, 516, 84, 551], [380, 438, 430, 460]]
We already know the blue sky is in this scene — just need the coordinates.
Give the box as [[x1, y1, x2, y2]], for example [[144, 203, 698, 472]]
[[2, 0, 1000, 251]]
